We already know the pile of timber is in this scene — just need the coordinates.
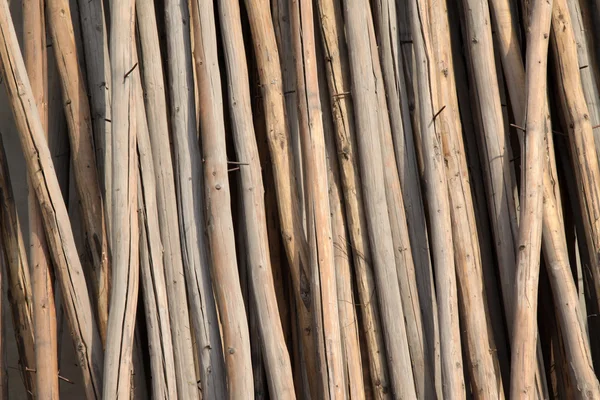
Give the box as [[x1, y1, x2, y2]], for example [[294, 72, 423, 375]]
[[0, 0, 598, 398]]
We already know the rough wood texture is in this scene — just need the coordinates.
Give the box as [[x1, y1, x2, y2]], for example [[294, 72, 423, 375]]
[[136, 0, 200, 397], [75, 0, 112, 213], [322, 78, 365, 399], [510, 0, 553, 395], [216, 0, 297, 393], [0, 2, 103, 397], [241, 0, 319, 395], [290, 0, 346, 394], [47, 0, 110, 342], [190, 0, 254, 396], [409, 0, 465, 395], [23, 0, 55, 398], [0, 126, 36, 398], [103, 1, 139, 398], [314, 0, 392, 396], [344, 0, 418, 396], [135, 66, 178, 400], [164, 0, 225, 397]]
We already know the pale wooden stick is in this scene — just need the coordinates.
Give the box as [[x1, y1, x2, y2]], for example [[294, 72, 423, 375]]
[[322, 76, 365, 399], [241, 0, 319, 396], [0, 2, 103, 397], [370, 1, 441, 395], [290, 0, 346, 395], [314, 0, 392, 395], [566, 0, 600, 157], [103, 0, 139, 397], [135, 66, 178, 399], [215, 0, 297, 394], [271, 0, 305, 232], [344, 0, 418, 396], [136, 0, 200, 397], [75, 0, 112, 216], [23, 0, 58, 398], [163, 0, 225, 397], [189, 0, 254, 396], [365, 11, 433, 398], [0, 131, 36, 398], [510, 0, 553, 395], [46, 0, 110, 342], [426, 0, 506, 394], [409, 0, 465, 395]]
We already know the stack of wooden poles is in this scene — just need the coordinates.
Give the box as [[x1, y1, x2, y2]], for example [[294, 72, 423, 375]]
[[0, 0, 598, 397]]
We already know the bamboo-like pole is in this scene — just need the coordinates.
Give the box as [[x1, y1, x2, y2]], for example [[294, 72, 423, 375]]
[[409, 0, 465, 395], [241, 0, 320, 395], [425, 0, 506, 393], [134, 66, 178, 399], [189, 0, 254, 396], [215, 0, 296, 393], [314, 0, 392, 396], [344, 0, 417, 396], [322, 82, 365, 399], [23, 0, 57, 398], [365, 12, 433, 398], [103, 1, 139, 398], [370, 0, 442, 394], [75, 0, 112, 213], [290, 0, 346, 395], [510, 0, 553, 395], [0, 124, 36, 398], [46, 0, 110, 342], [0, 2, 104, 397], [565, 0, 600, 157], [136, 1, 200, 397], [163, 0, 225, 397], [550, 0, 600, 389]]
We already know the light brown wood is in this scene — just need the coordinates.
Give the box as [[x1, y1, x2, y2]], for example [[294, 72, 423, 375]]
[[23, 0, 57, 398], [0, 2, 104, 397], [103, 1, 139, 398], [189, 0, 254, 396], [510, 0, 553, 395], [134, 65, 178, 400], [427, 0, 506, 395], [370, 0, 442, 395], [75, 0, 112, 218], [290, 0, 346, 395], [163, 0, 225, 397], [314, 0, 391, 396], [46, 0, 110, 342], [344, 0, 418, 396], [409, 0, 466, 395], [0, 127, 36, 399], [366, 12, 433, 398], [322, 78, 365, 400], [135, 0, 200, 397], [240, 0, 319, 396], [215, 0, 297, 393]]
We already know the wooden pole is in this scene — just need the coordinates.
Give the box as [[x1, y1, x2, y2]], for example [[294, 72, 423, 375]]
[[409, 0, 466, 395], [134, 65, 178, 399], [23, 0, 58, 397], [344, 0, 418, 395], [314, 0, 392, 396], [189, 0, 254, 396], [103, 0, 139, 398], [163, 0, 225, 396], [0, 1, 103, 397], [290, 0, 346, 394], [215, 0, 297, 393], [46, 0, 111, 342], [510, 0, 553, 395]]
